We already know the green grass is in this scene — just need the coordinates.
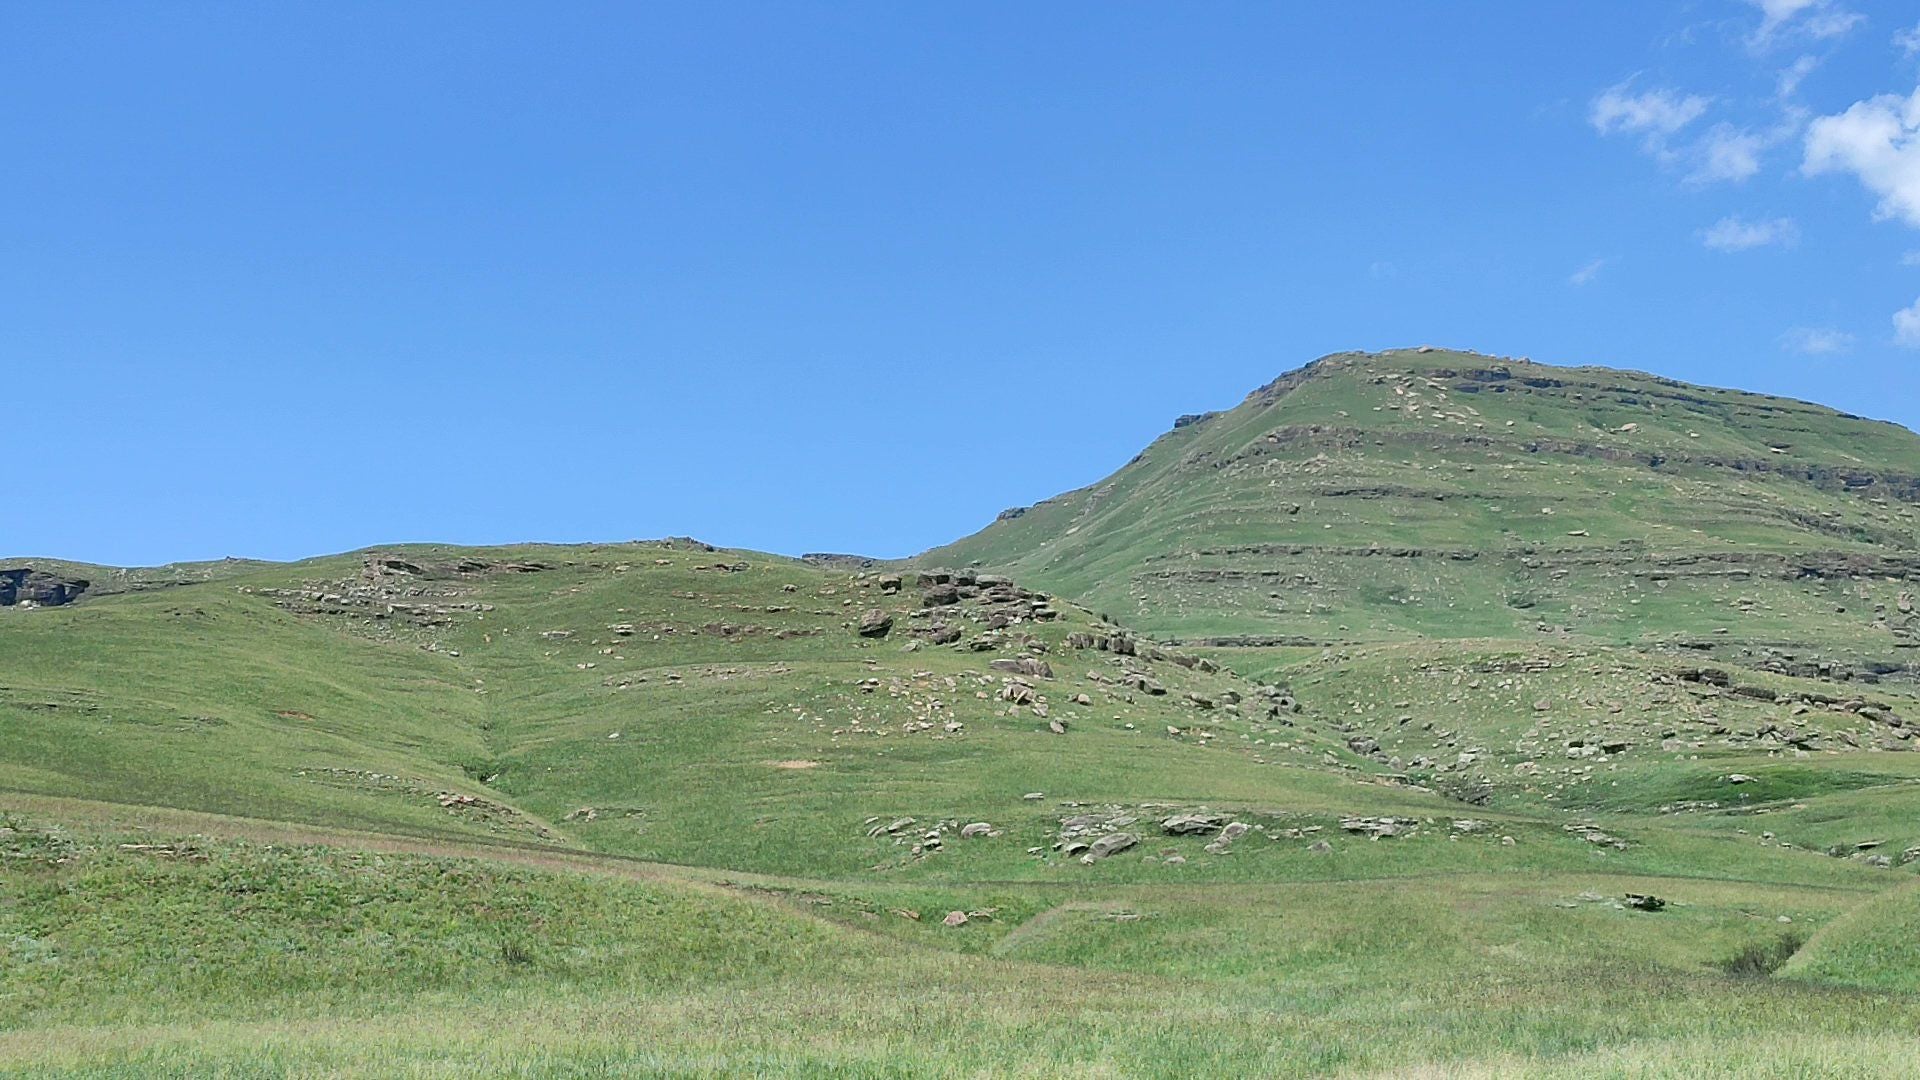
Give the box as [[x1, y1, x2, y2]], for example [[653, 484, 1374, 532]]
[[1783, 878, 1920, 993], [924, 348, 1920, 652], [6, 814, 1920, 1077]]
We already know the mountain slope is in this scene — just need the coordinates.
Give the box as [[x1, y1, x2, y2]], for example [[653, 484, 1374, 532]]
[[923, 348, 1920, 669]]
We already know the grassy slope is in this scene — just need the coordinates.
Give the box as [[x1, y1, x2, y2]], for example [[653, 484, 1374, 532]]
[[3, 536, 1919, 1074], [4, 812, 1918, 1078], [1783, 877, 1920, 993], [923, 348, 1920, 653]]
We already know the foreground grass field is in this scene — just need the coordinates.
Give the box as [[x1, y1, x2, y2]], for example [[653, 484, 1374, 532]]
[[5, 804, 1920, 1078]]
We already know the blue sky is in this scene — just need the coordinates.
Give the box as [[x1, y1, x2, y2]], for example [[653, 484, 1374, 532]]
[[5, 2, 1919, 565]]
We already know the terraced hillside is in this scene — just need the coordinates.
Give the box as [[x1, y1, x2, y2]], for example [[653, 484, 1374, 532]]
[[926, 348, 1920, 676], [6, 535, 1920, 1074]]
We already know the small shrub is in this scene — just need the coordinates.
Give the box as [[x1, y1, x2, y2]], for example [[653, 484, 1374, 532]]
[[496, 933, 535, 967], [0, 816, 80, 866], [1719, 932, 1805, 977]]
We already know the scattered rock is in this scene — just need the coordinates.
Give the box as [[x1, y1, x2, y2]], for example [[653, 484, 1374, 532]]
[[1085, 832, 1139, 861], [0, 564, 90, 607], [1566, 823, 1630, 850], [1341, 816, 1417, 839], [1160, 813, 1226, 835]]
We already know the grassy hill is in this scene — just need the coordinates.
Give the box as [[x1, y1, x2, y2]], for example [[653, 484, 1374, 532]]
[[924, 348, 1920, 665], [7, 351, 1920, 1074]]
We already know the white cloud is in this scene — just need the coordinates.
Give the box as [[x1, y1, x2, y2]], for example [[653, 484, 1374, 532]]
[[1692, 124, 1769, 183], [1897, 21, 1920, 57], [1897, 296, 1920, 347], [1569, 258, 1609, 286], [1777, 55, 1820, 99], [1803, 85, 1920, 227], [1753, 0, 1820, 35], [1590, 81, 1731, 179], [1591, 82, 1710, 138], [1748, 0, 1864, 50], [1588, 79, 1803, 186], [1804, 8, 1866, 40], [1902, 250, 1920, 266], [1701, 215, 1801, 250], [1779, 326, 1855, 354]]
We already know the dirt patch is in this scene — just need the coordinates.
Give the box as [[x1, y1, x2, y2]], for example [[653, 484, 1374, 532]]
[[770, 760, 821, 770]]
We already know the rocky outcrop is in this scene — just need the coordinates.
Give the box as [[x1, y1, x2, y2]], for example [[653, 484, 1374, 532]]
[[0, 568, 89, 607]]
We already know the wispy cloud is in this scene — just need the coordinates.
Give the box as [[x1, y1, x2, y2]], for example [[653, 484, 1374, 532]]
[[1897, 20, 1920, 57], [1779, 326, 1855, 354], [1701, 214, 1801, 250], [1591, 79, 1802, 186], [1897, 296, 1920, 347], [1591, 82, 1710, 139], [1803, 84, 1920, 228], [1901, 250, 1920, 266], [1590, 81, 1731, 180], [1753, 0, 1819, 41], [1569, 258, 1609, 286], [1747, 0, 1864, 51], [1692, 124, 1770, 182], [1777, 55, 1820, 99]]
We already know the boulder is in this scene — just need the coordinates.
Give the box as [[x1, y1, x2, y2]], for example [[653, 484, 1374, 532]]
[[1160, 813, 1225, 835], [1341, 816, 1415, 839], [989, 657, 1053, 679], [856, 609, 894, 638]]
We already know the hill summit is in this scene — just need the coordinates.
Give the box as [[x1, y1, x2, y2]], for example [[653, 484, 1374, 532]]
[[924, 348, 1920, 678]]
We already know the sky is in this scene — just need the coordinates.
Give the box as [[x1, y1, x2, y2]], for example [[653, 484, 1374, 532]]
[[5, 2, 1919, 566]]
